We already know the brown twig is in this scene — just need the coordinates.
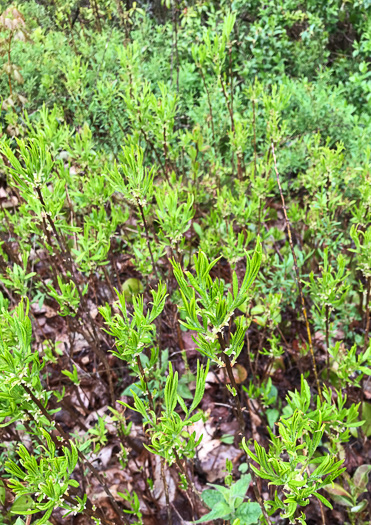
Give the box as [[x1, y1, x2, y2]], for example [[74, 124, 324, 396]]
[[136, 355, 155, 412], [218, 334, 246, 434], [137, 199, 157, 275], [199, 66, 216, 146], [161, 458, 173, 525], [252, 97, 257, 177], [217, 334, 272, 525], [271, 141, 322, 401], [325, 304, 330, 380]]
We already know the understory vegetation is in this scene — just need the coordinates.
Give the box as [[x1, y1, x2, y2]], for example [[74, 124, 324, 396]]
[[0, 1, 371, 524]]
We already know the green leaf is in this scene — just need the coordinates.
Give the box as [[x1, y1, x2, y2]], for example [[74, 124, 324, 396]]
[[122, 382, 142, 396], [10, 494, 35, 514], [230, 475, 251, 499], [177, 394, 188, 415], [235, 501, 262, 524], [0, 480, 5, 506], [250, 305, 265, 316], [189, 360, 209, 413], [61, 364, 80, 384], [314, 493, 333, 509], [193, 222, 203, 238], [361, 402, 371, 437], [266, 408, 279, 429], [220, 433, 234, 444], [238, 300, 248, 314], [201, 488, 224, 509], [177, 380, 193, 400], [350, 500, 367, 513], [353, 464, 371, 494], [195, 500, 231, 522], [164, 362, 178, 414], [323, 484, 353, 507], [68, 479, 79, 488]]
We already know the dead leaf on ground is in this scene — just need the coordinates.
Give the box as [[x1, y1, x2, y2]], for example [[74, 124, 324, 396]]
[[199, 442, 241, 482], [31, 302, 58, 318], [187, 412, 240, 482], [91, 445, 114, 469], [71, 332, 90, 353], [181, 330, 199, 357], [214, 364, 248, 384]]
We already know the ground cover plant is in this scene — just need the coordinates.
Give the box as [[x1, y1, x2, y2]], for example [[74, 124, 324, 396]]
[[0, 1, 370, 524]]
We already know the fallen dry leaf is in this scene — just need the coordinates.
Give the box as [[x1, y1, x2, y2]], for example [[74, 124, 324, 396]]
[[214, 364, 248, 384]]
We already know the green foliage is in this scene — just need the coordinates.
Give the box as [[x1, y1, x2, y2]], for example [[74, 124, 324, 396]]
[[243, 413, 345, 523], [328, 341, 371, 388], [5, 432, 82, 525], [122, 359, 210, 465], [305, 249, 350, 315], [285, 377, 363, 451], [99, 282, 167, 363], [0, 300, 55, 428], [324, 464, 371, 517], [107, 145, 154, 206], [47, 277, 87, 317], [243, 376, 364, 523], [172, 243, 262, 367]]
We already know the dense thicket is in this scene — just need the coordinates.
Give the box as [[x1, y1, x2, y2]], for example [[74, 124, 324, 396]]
[[0, 2, 371, 525]]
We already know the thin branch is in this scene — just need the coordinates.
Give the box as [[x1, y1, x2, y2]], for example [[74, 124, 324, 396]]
[[271, 141, 322, 401]]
